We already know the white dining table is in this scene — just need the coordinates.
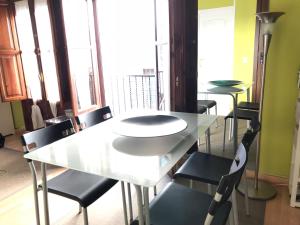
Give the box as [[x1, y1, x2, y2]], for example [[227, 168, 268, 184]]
[[24, 111, 217, 225]]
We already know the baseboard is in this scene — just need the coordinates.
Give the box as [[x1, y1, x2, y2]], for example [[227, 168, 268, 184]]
[[246, 169, 288, 186]]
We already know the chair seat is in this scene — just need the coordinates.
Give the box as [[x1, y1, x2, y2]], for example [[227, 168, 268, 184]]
[[198, 100, 217, 109], [149, 182, 232, 225], [42, 169, 118, 208], [225, 109, 258, 121], [237, 101, 259, 111], [197, 104, 207, 114], [174, 152, 232, 185]]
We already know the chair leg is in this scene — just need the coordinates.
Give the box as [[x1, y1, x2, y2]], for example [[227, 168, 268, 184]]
[[223, 119, 227, 152], [83, 208, 89, 225], [190, 180, 193, 188], [231, 189, 239, 225], [29, 163, 41, 225], [228, 119, 233, 141], [79, 204, 82, 214], [243, 171, 250, 215], [207, 184, 212, 195], [214, 105, 218, 127], [32, 179, 41, 225], [153, 185, 157, 196]]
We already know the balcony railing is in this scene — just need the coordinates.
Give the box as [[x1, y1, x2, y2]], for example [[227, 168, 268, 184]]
[[105, 73, 164, 115]]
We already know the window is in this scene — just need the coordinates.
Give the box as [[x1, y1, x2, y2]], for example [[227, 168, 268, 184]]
[[62, 0, 100, 113], [14, 0, 60, 103]]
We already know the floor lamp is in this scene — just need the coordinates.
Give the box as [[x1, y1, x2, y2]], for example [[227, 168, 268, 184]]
[[239, 12, 285, 201]]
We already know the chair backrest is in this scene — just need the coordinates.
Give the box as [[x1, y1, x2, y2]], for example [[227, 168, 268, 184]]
[[21, 119, 75, 154], [205, 141, 248, 225], [242, 121, 261, 151], [75, 106, 112, 130]]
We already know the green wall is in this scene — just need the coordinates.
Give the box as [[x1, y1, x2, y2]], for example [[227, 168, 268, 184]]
[[11, 101, 25, 130], [232, 0, 257, 101], [259, 0, 300, 177], [198, 0, 298, 177], [198, 0, 233, 10]]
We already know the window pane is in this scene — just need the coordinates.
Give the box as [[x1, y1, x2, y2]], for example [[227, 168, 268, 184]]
[[35, 0, 60, 103], [97, 0, 157, 114], [62, 0, 97, 111], [14, 0, 41, 100]]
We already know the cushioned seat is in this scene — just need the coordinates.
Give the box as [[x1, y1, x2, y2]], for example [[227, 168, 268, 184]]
[[174, 152, 232, 185], [237, 101, 259, 111], [225, 109, 259, 121], [198, 99, 217, 109], [197, 104, 207, 114], [223, 109, 258, 151], [43, 170, 117, 208], [149, 182, 232, 225]]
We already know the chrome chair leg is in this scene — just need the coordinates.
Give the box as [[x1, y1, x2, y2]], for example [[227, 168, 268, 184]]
[[232, 189, 239, 225], [243, 171, 250, 215], [83, 208, 88, 225], [121, 182, 129, 225], [215, 104, 219, 128], [29, 163, 41, 225], [153, 185, 157, 196], [79, 205, 82, 214], [127, 183, 133, 223], [223, 119, 227, 152]]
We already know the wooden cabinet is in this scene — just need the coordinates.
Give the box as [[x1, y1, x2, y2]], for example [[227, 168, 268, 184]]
[[0, 1, 27, 101]]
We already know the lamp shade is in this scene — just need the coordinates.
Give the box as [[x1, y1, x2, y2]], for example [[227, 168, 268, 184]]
[[256, 12, 285, 34]]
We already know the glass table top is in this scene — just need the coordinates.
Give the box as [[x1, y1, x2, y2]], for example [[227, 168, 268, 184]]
[[198, 82, 251, 95], [24, 111, 217, 187]]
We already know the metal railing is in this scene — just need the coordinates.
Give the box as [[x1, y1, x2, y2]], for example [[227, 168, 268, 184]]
[[106, 73, 164, 115]]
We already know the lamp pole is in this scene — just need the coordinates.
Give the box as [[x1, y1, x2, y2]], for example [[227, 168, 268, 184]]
[[238, 12, 284, 201]]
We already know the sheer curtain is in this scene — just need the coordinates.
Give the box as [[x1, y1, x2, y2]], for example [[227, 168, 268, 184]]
[[15, 0, 41, 101], [97, 0, 156, 114], [35, 0, 60, 104], [14, 0, 60, 104]]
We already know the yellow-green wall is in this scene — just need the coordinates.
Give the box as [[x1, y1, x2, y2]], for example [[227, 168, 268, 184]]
[[11, 101, 25, 130], [198, 0, 298, 178], [232, 0, 257, 100], [259, 0, 300, 177], [198, 0, 233, 10]]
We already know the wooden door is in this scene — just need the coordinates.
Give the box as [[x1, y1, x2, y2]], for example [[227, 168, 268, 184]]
[[169, 0, 198, 113], [0, 1, 27, 101]]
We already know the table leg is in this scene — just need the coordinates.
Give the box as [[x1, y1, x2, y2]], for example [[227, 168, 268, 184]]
[[134, 185, 144, 225], [41, 163, 50, 225], [127, 183, 134, 223], [231, 94, 238, 152], [143, 187, 150, 225], [121, 182, 129, 225], [205, 128, 211, 154]]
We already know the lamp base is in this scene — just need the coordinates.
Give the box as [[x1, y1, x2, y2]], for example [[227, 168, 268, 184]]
[[237, 178, 277, 201]]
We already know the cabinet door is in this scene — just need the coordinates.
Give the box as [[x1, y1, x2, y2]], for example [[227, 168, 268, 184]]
[[0, 2, 27, 101]]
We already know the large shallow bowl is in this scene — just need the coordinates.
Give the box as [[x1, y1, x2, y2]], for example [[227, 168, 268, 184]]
[[209, 80, 242, 87], [113, 114, 187, 137]]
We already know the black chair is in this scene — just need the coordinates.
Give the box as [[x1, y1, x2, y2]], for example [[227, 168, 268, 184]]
[[174, 124, 260, 223], [198, 99, 217, 115], [22, 119, 118, 225], [223, 109, 259, 151], [198, 104, 207, 114], [237, 101, 259, 111], [149, 139, 248, 225], [75, 106, 112, 130]]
